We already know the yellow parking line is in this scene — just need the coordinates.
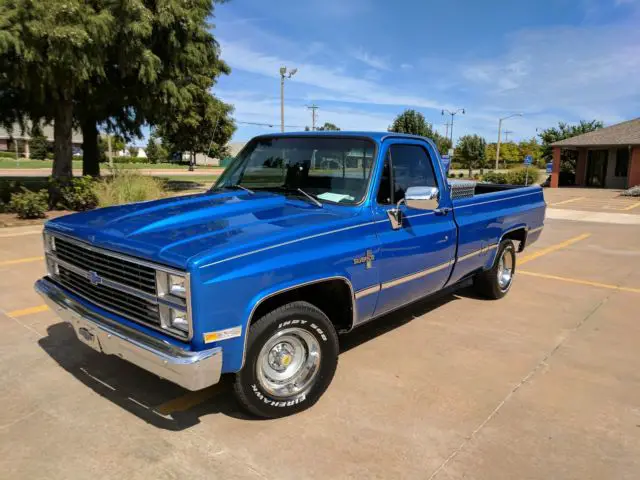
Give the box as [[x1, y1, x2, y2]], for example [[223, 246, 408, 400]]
[[548, 197, 585, 206], [7, 305, 49, 317], [155, 383, 228, 415], [519, 270, 640, 294], [519, 233, 591, 265], [0, 256, 44, 267], [622, 201, 640, 211]]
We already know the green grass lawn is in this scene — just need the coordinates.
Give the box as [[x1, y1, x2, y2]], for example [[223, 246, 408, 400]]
[[0, 159, 221, 170]]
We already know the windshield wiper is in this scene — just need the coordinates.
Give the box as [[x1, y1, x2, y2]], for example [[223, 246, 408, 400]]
[[295, 188, 323, 208], [255, 186, 323, 208]]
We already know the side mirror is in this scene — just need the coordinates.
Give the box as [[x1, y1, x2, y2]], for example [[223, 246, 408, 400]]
[[405, 186, 439, 211]]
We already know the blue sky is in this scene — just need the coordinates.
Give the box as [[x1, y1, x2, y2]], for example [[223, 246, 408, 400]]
[[212, 0, 640, 144]]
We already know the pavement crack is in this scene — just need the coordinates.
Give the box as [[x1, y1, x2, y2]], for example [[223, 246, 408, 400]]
[[427, 294, 612, 480], [0, 409, 41, 431]]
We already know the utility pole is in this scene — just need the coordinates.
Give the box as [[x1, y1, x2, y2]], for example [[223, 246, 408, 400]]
[[504, 130, 513, 143], [441, 108, 465, 145], [496, 113, 523, 170], [444, 122, 449, 140], [307, 104, 319, 130], [279, 66, 298, 132]]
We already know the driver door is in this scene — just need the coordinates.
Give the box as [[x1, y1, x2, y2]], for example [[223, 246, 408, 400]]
[[371, 141, 456, 317]]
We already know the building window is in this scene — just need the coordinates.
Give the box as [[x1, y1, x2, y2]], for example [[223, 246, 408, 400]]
[[615, 148, 629, 177]]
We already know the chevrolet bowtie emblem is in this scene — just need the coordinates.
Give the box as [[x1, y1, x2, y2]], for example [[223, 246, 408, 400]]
[[88, 270, 103, 286], [353, 250, 375, 269]]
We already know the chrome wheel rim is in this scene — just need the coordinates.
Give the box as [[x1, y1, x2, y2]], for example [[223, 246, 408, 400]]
[[497, 248, 514, 291], [256, 327, 321, 398]]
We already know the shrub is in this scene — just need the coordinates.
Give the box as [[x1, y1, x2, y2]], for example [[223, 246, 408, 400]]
[[506, 167, 538, 185], [448, 172, 455, 178], [9, 188, 48, 219], [482, 171, 508, 184], [54, 176, 98, 211], [93, 170, 165, 207], [0, 151, 19, 158], [457, 172, 465, 178], [450, 162, 463, 170], [621, 185, 640, 197]]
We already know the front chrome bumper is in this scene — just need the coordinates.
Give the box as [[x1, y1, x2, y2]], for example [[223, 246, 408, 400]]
[[35, 278, 222, 391]]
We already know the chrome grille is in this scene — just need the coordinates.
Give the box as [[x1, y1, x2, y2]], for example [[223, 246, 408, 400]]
[[55, 237, 157, 294], [57, 266, 161, 326]]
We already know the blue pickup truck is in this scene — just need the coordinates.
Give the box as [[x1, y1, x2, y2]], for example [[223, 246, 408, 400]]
[[36, 132, 545, 418]]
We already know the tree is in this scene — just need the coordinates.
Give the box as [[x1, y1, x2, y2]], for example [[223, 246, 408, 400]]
[[389, 109, 435, 137], [145, 134, 168, 164], [455, 135, 487, 177], [0, 0, 115, 179], [0, 0, 230, 179], [389, 109, 452, 155], [435, 136, 452, 157], [538, 120, 603, 162], [518, 137, 543, 167], [29, 124, 49, 160], [98, 135, 125, 162], [317, 122, 340, 131], [128, 146, 139, 157], [157, 92, 235, 167]]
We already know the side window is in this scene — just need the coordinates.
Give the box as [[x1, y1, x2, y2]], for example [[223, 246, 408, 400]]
[[389, 144, 437, 202], [376, 151, 392, 205]]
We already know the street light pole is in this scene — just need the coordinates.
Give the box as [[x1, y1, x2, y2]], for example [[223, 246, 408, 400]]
[[441, 108, 465, 146], [496, 113, 523, 170], [279, 66, 298, 132]]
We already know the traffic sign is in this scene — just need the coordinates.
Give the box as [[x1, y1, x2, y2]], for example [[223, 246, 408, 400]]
[[524, 155, 533, 166]]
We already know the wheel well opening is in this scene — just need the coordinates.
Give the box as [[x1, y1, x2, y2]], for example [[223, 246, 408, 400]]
[[503, 228, 527, 252], [250, 280, 354, 334]]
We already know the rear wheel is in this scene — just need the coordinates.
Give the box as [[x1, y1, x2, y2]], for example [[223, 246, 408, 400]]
[[474, 240, 516, 299], [233, 301, 339, 418]]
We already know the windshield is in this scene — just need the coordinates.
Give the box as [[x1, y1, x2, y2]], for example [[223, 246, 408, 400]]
[[213, 136, 376, 205]]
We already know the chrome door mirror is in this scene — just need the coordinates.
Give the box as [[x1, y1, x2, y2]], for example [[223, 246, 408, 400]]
[[405, 186, 440, 211]]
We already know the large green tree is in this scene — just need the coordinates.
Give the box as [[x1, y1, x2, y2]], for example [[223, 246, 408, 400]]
[[0, 0, 114, 179], [538, 120, 603, 162], [0, 0, 232, 179], [157, 92, 235, 166], [389, 109, 451, 156], [455, 135, 487, 177]]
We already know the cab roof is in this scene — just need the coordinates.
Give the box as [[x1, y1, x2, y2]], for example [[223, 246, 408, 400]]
[[255, 130, 433, 143]]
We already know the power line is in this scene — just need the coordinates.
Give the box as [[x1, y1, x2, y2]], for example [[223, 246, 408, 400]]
[[235, 120, 306, 129]]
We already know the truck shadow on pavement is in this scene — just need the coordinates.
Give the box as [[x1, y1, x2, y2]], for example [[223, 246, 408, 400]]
[[37, 285, 479, 431]]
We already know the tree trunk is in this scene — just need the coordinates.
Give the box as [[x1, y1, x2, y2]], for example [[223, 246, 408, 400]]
[[81, 118, 100, 177], [52, 99, 73, 180]]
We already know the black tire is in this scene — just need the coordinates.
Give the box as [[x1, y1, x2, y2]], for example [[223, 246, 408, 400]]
[[474, 240, 516, 299], [233, 301, 339, 418]]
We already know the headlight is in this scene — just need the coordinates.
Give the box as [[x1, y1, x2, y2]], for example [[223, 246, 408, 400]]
[[169, 308, 189, 332], [43, 232, 56, 253], [168, 274, 186, 298]]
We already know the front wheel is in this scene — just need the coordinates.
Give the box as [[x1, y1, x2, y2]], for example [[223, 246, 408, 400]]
[[474, 240, 516, 299], [233, 301, 339, 418]]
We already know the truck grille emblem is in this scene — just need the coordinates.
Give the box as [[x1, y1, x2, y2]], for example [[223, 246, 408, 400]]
[[88, 270, 103, 286]]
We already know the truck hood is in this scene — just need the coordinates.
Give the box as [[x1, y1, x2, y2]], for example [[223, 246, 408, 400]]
[[45, 190, 358, 269]]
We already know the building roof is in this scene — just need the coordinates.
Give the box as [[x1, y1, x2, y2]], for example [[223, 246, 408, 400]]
[[551, 118, 640, 147], [0, 122, 83, 144]]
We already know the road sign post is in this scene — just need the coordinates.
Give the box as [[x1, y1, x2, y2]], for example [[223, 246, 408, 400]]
[[524, 155, 533, 186]]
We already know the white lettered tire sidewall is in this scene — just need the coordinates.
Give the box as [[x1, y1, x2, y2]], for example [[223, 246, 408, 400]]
[[233, 301, 339, 418]]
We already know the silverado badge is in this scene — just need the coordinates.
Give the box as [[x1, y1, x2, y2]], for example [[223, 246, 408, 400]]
[[353, 250, 375, 269]]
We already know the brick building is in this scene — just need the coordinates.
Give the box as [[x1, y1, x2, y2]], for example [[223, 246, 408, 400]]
[[550, 118, 640, 188]]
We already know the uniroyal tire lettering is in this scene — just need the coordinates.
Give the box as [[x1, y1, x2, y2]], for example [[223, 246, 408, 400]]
[[250, 384, 307, 407]]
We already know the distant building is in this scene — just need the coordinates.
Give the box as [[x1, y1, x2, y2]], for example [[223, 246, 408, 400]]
[[0, 122, 83, 158], [550, 118, 640, 188]]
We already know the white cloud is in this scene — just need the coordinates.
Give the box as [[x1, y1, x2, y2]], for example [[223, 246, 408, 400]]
[[219, 40, 449, 110], [351, 48, 390, 70], [400, 63, 413, 70]]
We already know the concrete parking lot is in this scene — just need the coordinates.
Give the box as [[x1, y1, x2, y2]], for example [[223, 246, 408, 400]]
[[1, 191, 639, 479]]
